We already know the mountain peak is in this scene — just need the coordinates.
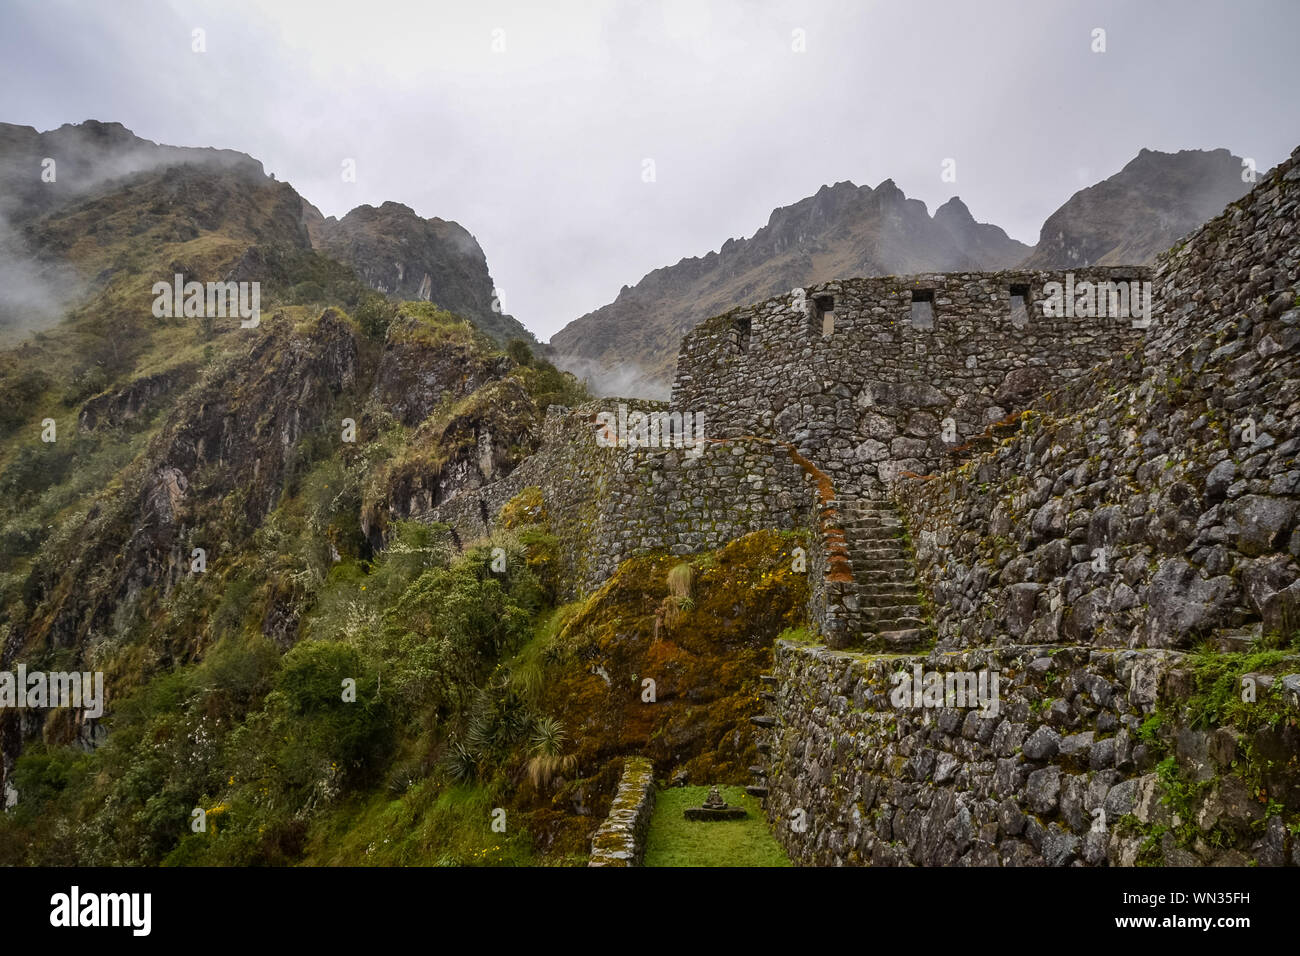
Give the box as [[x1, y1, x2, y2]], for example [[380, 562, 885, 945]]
[[934, 196, 973, 222], [1025, 146, 1248, 269], [550, 174, 1028, 396]]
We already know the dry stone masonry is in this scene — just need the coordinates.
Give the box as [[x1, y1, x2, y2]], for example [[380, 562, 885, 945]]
[[671, 266, 1150, 497], [588, 756, 655, 866], [423, 146, 1300, 866], [756, 146, 1300, 866]]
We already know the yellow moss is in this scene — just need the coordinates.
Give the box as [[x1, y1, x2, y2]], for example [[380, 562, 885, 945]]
[[537, 530, 808, 784], [500, 486, 547, 529]]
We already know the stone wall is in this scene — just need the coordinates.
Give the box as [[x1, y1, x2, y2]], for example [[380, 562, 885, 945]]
[[588, 756, 656, 866], [759, 148, 1300, 866], [898, 145, 1300, 653], [422, 401, 814, 599], [762, 638, 1299, 866], [672, 267, 1149, 498]]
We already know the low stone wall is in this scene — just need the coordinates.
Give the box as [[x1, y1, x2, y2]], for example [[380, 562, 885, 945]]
[[762, 639, 1300, 866], [588, 756, 656, 867], [422, 401, 815, 599]]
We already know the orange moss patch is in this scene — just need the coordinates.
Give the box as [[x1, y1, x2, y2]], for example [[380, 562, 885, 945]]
[[536, 530, 807, 787]]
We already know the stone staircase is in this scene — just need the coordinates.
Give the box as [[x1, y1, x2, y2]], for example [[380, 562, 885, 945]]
[[840, 497, 931, 651], [745, 674, 778, 800]]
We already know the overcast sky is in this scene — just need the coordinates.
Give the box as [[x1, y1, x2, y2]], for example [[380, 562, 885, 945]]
[[2, 0, 1298, 339]]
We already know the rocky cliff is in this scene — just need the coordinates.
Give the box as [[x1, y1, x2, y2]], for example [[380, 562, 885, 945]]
[[1022, 147, 1250, 269], [310, 200, 536, 346]]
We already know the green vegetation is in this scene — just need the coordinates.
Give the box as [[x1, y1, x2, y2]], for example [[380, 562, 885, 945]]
[[0, 402, 808, 867], [1181, 642, 1299, 732], [643, 786, 790, 867], [1124, 634, 1300, 863]]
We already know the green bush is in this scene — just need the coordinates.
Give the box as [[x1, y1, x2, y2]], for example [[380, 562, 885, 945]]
[[355, 295, 399, 340]]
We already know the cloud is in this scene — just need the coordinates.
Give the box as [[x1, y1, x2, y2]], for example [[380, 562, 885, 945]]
[[0, 212, 83, 332], [1, 0, 1298, 343]]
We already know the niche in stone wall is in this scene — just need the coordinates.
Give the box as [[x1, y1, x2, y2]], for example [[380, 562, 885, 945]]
[[1009, 283, 1030, 329], [813, 295, 835, 337], [909, 289, 935, 330], [729, 314, 752, 353]]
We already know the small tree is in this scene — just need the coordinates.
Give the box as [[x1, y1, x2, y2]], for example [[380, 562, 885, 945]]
[[506, 338, 534, 367]]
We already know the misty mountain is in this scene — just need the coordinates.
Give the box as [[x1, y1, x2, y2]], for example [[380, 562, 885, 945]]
[[547, 179, 1030, 398], [0, 121, 529, 347], [1022, 147, 1250, 268], [0, 120, 263, 224], [0, 119, 305, 338]]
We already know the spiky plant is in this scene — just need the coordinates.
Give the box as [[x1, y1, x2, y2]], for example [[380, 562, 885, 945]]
[[444, 740, 479, 783], [526, 716, 576, 790], [660, 561, 695, 631]]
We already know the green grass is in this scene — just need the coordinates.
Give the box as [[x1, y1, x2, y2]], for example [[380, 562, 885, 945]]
[[643, 785, 791, 867]]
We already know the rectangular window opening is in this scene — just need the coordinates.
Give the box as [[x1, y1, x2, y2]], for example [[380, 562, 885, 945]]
[[813, 294, 835, 337], [1009, 283, 1030, 328], [910, 288, 935, 330], [732, 315, 752, 353]]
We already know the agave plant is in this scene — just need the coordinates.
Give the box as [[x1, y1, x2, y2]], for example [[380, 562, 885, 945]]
[[526, 716, 576, 790], [444, 740, 479, 783]]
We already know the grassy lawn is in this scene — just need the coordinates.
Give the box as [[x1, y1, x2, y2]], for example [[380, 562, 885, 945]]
[[644, 785, 791, 867]]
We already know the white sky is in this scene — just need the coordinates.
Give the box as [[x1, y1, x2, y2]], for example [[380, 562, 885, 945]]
[[2, 0, 1298, 339]]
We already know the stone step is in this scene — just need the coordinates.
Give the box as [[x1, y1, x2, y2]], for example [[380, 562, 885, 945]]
[[874, 627, 930, 650], [849, 553, 911, 566], [857, 581, 919, 593], [862, 603, 923, 619], [750, 715, 776, 728], [759, 674, 777, 683], [759, 690, 776, 702], [868, 615, 928, 631], [856, 582, 920, 595], [848, 534, 909, 547], [857, 590, 921, 608], [855, 566, 917, 580], [748, 765, 767, 777], [844, 528, 904, 543], [1212, 626, 1261, 653], [843, 499, 895, 510], [745, 785, 770, 799], [852, 547, 910, 562], [855, 571, 917, 582], [849, 531, 906, 543], [756, 742, 770, 754]]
